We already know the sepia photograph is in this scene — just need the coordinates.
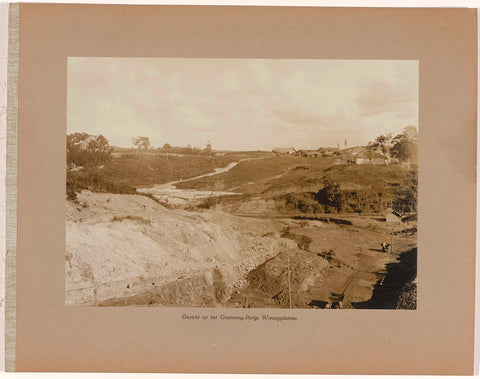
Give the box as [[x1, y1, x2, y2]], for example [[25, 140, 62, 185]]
[[65, 58, 418, 309]]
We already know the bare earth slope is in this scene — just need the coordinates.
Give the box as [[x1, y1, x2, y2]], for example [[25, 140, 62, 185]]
[[65, 191, 290, 306]]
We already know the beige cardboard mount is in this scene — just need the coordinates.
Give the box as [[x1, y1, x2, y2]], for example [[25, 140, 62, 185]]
[[6, 4, 477, 374]]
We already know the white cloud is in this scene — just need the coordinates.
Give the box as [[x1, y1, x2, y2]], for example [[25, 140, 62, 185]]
[[355, 61, 418, 120], [68, 58, 418, 150]]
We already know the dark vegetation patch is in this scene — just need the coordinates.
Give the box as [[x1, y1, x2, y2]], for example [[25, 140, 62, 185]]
[[137, 192, 165, 206], [275, 169, 417, 215], [393, 227, 417, 236], [190, 194, 253, 210], [280, 227, 313, 250], [307, 300, 329, 308], [291, 216, 353, 225], [351, 248, 417, 309], [277, 192, 324, 213], [67, 168, 137, 200], [402, 213, 417, 222], [291, 164, 311, 170], [112, 215, 152, 225], [317, 249, 335, 263], [396, 282, 417, 310]]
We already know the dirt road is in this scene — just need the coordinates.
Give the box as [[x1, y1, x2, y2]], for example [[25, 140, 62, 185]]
[[137, 157, 268, 206]]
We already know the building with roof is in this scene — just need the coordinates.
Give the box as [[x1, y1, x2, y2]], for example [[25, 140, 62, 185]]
[[272, 147, 296, 155], [297, 150, 320, 157], [353, 148, 387, 165]]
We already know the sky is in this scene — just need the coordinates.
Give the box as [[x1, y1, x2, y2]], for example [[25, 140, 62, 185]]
[[67, 58, 418, 151]]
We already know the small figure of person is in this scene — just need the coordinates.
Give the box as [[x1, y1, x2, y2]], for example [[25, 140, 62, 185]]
[[381, 242, 390, 252]]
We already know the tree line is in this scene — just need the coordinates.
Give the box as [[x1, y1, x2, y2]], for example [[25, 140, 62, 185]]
[[367, 125, 418, 163], [280, 172, 417, 215], [67, 133, 216, 168], [130, 136, 213, 155], [67, 133, 113, 168]]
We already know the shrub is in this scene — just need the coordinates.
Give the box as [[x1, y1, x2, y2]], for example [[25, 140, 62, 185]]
[[67, 133, 113, 168], [66, 185, 78, 201], [393, 170, 417, 213], [318, 249, 335, 262], [66, 168, 137, 199], [280, 227, 313, 251]]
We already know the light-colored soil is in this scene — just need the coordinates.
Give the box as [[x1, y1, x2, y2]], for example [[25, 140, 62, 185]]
[[65, 191, 289, 306], [66, 191, 416, 308]]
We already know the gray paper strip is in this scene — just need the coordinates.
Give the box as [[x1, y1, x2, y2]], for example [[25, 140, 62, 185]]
[[5, 2, 18, 372]]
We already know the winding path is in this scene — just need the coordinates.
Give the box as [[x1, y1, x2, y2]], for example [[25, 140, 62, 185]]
[[149, 156, 268, 190], [138, 156, 269, 204]]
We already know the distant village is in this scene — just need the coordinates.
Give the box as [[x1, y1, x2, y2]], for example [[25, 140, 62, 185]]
[[69, 126, 417, 170], [272, 146, 397, 165]]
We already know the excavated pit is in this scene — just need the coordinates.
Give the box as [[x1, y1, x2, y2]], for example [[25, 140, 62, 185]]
[[65, 191, 286, 307], [66, 191, 417, 309]]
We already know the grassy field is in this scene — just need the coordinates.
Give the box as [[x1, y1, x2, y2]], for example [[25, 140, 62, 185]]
[[67, 151, 271, 198], [325, 164, 412, 189], [177, 155, 412, 193], [175, 155, 303, 191], [67, 150, 417, 215], [175, 155, 336, 192], [176, 154, 416, 214], [98, 153, 246, 186]]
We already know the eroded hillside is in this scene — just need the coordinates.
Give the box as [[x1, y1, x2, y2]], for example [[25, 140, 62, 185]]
[[66, 191, 417, 309], [66, 191, 292, 306]]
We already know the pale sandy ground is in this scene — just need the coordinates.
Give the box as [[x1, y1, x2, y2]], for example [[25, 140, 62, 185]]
[[65, 191, 294, 306], [66, 190, 415, 309]]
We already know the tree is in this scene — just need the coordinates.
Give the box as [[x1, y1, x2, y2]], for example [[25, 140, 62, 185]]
[[205, 140, 212, 153], [162, 143, 172, 151], [315, 177, 343, 212], [390, 126, 418, 163], [365, 142, 379, 160], [393, 170, 417, 213], [131, 136, 151, 152], [370, 133, 393, 156], [67, 133, 113, 168], [91, 135, 111, 155]]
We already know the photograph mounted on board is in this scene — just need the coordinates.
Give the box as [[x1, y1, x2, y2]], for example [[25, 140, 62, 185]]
[[65, 58, 418, 309]]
